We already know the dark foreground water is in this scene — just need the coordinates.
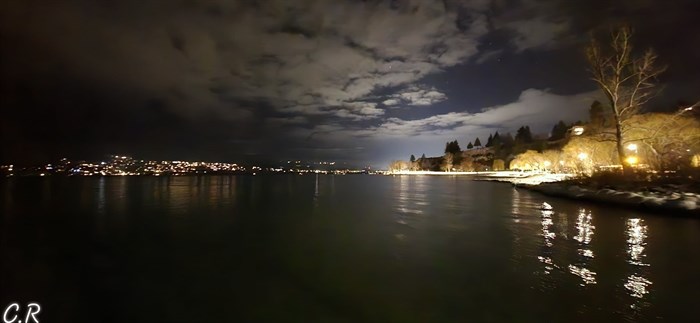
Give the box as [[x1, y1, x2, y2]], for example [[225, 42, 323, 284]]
[[2, 175, 699, 322]]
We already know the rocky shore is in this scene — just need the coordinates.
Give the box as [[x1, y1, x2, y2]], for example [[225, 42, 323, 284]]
[[519, 181, 700, 216], [477, 172, 699, 216]]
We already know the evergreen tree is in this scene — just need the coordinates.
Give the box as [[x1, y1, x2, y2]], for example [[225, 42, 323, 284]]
[[486, 134, 493, 147], [421, 153, 426, 159], [474, 137, 482, 147], [501, 132, 514, 147], [588, 100, 605, 132], [549, 120, 568, 141], [492, 132, 501, 146], [410, 154, 416, 163], [453, 140, 461, 153], [515, 126, 533, 143], [467, 141, 473, 149], [444, 140, 461, 155]]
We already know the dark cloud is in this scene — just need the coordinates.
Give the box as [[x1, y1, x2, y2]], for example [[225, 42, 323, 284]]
[[2, 0, 698, 165]]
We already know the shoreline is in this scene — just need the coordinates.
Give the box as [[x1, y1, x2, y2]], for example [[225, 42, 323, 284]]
[[482, 175, 700, 216]]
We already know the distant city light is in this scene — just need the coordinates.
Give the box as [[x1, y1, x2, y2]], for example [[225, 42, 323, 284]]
[[3, 155, 371, 177]]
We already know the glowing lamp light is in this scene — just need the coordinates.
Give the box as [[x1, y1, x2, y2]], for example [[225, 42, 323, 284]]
[[626, 143, 638, 151], [572, 127, 585, 136], [544, 160, 552, 167], [577, 152, 589, 161], [626, 156, 639, 165]]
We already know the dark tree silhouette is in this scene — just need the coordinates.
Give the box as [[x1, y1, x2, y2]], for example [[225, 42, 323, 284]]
[[467, 141, 473, 149], [486, 134, 493, 147], [444, 140, 461, 155], [589, 100, 605, 131], [549, 120, 568, 141], [501, 133, 514, 147], [410, 154, 416, 163], [492, 132, 501, 147], [474, 137, 482, 147], [515, 126, 533, 143]]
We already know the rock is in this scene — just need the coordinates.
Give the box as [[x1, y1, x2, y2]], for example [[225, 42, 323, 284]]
[[626, 195, 647, 204], [641, 197, 665, 207], [664, 198, 697, 210]]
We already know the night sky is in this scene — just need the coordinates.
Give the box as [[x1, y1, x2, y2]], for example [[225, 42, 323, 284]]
[[2, 0, 699, 166]]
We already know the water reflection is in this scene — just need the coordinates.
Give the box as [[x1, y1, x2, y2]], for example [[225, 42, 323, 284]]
[[574, 208, 595, 258], [568, 264, 597, 285], [625, 275, 652, 299], [625, 218, 653, 302], [392, 176, 429, 240], [97, 177, 106, 214], [541, 209, 555, 247], [570, 208, 597, 285], [314, 174, 319, 207], [626, 218, 649, 267], [538, 206, 557, 275], [511, 189, 521, 217]]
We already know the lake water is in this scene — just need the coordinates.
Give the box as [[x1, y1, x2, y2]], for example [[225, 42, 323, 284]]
[[2, 175, 699, 322]]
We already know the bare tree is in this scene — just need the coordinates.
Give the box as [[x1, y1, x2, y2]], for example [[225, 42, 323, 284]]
[[389, 160, 409, 172], [625, 113, 700, 170], [441, 153, 454, 172], [586, 27, 666, 172]]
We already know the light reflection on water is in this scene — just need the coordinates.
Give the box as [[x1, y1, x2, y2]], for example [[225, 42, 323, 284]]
[[532, 204, 599, 286], [523, 199, 658, 315], [538, 207, 557, 275], [571, 208, 597, 285], [568, 264, 597, 285], [625, 218, 653, 306], [626, 218, 649, 267], [574, 208, 595, 247], [393, 176, 429, 229]]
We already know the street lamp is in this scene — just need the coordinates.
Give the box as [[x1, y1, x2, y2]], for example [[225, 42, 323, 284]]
[[625, 156, 638, 165], [577, 152, 588, 161], [626, 143, 638, 152]]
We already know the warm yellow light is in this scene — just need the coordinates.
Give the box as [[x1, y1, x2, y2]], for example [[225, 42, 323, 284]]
[[577, 152, 588, 160], [627, 143, 638, 151], [625, 156, 638, 165], [544, 160, 552, 167]]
